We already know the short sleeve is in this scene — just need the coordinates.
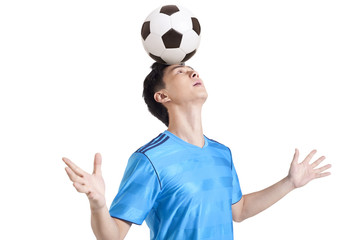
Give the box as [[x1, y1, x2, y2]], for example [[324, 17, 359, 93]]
[[228, 148, 242, 204], [109, 152, 161, 225]]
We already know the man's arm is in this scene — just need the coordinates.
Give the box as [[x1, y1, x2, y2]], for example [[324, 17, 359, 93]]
[[232, 148, 331, 222], [91, 206, 132, 240], [63, 153, 132, 240]]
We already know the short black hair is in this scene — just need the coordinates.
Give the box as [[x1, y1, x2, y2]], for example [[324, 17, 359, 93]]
[[143, 62, 170, 127]]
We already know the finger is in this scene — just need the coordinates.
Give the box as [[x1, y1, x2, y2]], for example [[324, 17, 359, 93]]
[[62, 157, 85, 177], [93, 153, 102, 175], [73, 182, 89, 194], [303, 149, 317, 164], [65, 167, 85, 184], [315, 164, 332, 174], [291, 148, 300, 164], [315, 172, 331, 178], [311, 156, 326, 168]]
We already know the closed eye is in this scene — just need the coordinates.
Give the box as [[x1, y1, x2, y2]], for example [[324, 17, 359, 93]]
[[172, 65, 194, 75], [176, 68, 187, 74]]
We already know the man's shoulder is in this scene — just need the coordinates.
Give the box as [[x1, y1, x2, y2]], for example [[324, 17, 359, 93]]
[[205, 135, 230, 152], [134, 132, 172, 157]]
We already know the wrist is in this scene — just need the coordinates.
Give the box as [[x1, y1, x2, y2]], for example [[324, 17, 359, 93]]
[[284, 175, 296, 192], [90, 203, 107, 213]]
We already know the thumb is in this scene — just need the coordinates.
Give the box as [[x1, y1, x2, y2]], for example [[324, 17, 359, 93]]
[[93, 153, 102, 175], [291, 148, 299, 165]]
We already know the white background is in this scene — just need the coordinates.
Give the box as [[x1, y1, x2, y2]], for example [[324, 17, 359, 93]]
[[0, 0, 359, 239]]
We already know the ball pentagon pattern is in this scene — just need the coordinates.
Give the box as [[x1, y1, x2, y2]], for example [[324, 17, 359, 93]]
[[141, 5, 201, 64]]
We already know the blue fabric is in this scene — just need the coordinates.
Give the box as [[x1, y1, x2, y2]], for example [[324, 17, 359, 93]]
[[109, 130, 242, 240]]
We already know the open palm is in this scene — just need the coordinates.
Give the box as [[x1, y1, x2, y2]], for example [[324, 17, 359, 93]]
[[288, 149, 331, 189], [63, 153, 106, 210]]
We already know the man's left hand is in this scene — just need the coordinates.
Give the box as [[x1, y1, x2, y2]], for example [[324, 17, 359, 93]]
[[288, 149, 332, 189]]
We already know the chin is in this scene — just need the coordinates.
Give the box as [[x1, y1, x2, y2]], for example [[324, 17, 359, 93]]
[[199, 93, 208, 103]]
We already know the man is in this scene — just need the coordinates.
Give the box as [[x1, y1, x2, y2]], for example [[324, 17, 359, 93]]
[[63, 62, 331, 240]]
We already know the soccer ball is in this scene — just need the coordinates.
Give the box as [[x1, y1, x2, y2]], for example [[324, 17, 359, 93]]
[[141, 5, 201, 65]]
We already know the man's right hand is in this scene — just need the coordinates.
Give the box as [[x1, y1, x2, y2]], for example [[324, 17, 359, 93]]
[[63, 153, 106, 211]]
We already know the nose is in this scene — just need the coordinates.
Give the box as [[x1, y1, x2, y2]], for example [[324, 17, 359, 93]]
[[191, 71, 199, 78]]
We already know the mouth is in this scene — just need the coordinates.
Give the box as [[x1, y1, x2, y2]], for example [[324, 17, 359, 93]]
[[193, 81, 202, 86]]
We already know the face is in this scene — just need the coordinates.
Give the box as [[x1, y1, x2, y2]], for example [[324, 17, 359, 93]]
[[156, 64, 208, 107]]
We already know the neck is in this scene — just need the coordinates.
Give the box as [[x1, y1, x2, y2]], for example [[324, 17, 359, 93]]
[[167, 103, 204, 148]]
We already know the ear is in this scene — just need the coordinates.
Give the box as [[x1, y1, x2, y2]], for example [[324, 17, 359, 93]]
[[154, 90, 171, 104]]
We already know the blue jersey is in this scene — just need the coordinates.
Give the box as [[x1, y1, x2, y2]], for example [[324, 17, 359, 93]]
[[109, 130, 242, 239]]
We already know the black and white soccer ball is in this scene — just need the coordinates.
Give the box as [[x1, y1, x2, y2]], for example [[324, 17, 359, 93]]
[[141, 5, 201, 65]]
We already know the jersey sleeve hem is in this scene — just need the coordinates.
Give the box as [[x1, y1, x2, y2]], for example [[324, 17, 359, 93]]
[[231, 194, 243, 205], [110, 214, 143, 226]]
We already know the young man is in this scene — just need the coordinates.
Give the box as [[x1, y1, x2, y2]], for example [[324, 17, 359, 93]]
[[63, 62, 331, 240]]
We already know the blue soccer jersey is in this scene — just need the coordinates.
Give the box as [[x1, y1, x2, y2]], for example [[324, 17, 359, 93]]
[[109, 130, 242, 239]]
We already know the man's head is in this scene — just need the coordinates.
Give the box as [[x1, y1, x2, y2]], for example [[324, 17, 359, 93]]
[[143, 62, 207, 126]]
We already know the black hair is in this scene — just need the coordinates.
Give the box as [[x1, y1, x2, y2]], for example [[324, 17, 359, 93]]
[[143, 62, 170, 127]]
